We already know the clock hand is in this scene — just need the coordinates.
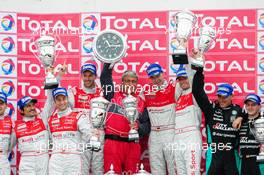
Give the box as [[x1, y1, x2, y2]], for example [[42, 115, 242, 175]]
[[110, 44, 121, 47], [105, 40, 110, 47]]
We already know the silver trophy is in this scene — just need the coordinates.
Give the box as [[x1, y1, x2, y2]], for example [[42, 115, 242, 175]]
[[172, 10, 197, 64], [191, 26, 216, 67], [89, 94, 109, 151], [133, 164, 152, 175], [35, 35, 58, 89], [249, 110, 264, 162], [122, 89, 139, 141], [104, 164, 118, 175]]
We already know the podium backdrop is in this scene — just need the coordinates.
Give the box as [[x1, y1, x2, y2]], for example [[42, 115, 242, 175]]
[[0, 9, 264, 174]]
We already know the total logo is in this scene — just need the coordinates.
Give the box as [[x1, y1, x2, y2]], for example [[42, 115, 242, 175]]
[[258, 57, 264, 73], [258, 12, 264, 29], [1, 58, 15, 75], [170, 36, 179, 52], [83, 15, 98, 31], [6, 102, 15, 117], [1, 15, 15, 31], [259, 35, 264, 51], [82, 37, 94, 54], [1, 36, 15, 53], [1, 80, 15, 97], [259, 79, 264, 94]]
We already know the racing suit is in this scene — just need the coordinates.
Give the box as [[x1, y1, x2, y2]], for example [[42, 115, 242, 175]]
[[239, 113, 264, 175], [174, 67, 202, 175], [68, 86, 103, 175], [144, 80, 176, 175], [48, 107, 92, 175], [100, 64, 150, 174], [13, 90, 54, 175], [0, 115, 12, 175], [192, 68, 242, 175]]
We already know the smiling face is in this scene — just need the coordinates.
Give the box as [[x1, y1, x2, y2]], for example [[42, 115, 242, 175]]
[[122, 75, 138, 94], [54, 95, 68, 111], [177, 76, 190, 90], [217, 95, 233, 108], [245, 101, 260, 117], [149, 73, 165, 87], [0, 100, 7, 116], [82, 70, 96, 89], [22, 102, 37, 117]]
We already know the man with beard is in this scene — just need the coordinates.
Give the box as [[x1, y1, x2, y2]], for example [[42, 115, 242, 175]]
[[67, 63, 103, 175], [100, 63, 150, 174], [13, 93, 54, 175]]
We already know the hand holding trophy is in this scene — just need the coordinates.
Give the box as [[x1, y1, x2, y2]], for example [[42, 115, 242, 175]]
[[122, 88, 139, 141], [89, 93, 109, 151], [191, 26, 216, 68], [34, 35, 60, 89], [172, 10, 197, 64]]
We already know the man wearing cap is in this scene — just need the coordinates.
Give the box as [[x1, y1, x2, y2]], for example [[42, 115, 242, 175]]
[[67, 63, 103, 175], [13, 91, 54, 175], [144, 63, 177, 175], [239, 93, 264, 175], [0, 92, 13, 175], [100, 63, 150, 174], [172, 64, 202, 175], [192, 67, 243, 175], [48, 87, 92, 175]]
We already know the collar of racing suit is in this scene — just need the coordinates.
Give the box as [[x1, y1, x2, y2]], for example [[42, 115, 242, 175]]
[[82, 85, 96, 94], [23, 115, 36, 122], [57, 107, 72, 118]]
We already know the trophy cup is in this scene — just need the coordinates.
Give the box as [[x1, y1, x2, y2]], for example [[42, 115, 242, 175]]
[[104, 164, 117, 175], [249, 110, 264, 162], [191, 26, 216, 68], [172, 10, 197, 64], [133, 164, 152, 175], [122, 89, 139, 141], [89, 94, 109, 151], [35, 35, 59, 89]]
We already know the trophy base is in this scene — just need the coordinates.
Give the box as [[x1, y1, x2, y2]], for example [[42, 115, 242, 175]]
[[191, 58, 204, 68], [44, 73, 59, 89], [256, 154, 264, 163], [128, 130, 139, 141], [89, 136, 101, 152], [44, 83, 59, 90], [172, 53, 189, 64]]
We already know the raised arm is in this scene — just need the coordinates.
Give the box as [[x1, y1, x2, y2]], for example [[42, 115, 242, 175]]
[[100, 63, 115, 101], [40, 89, 55, 126], [192, 67, 213, 117]]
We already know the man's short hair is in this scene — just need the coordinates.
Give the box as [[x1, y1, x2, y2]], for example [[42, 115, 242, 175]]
[[122, 70, 138, 81]]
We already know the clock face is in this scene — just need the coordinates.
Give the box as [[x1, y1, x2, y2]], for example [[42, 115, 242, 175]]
[[95, 32, 124, 60]]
